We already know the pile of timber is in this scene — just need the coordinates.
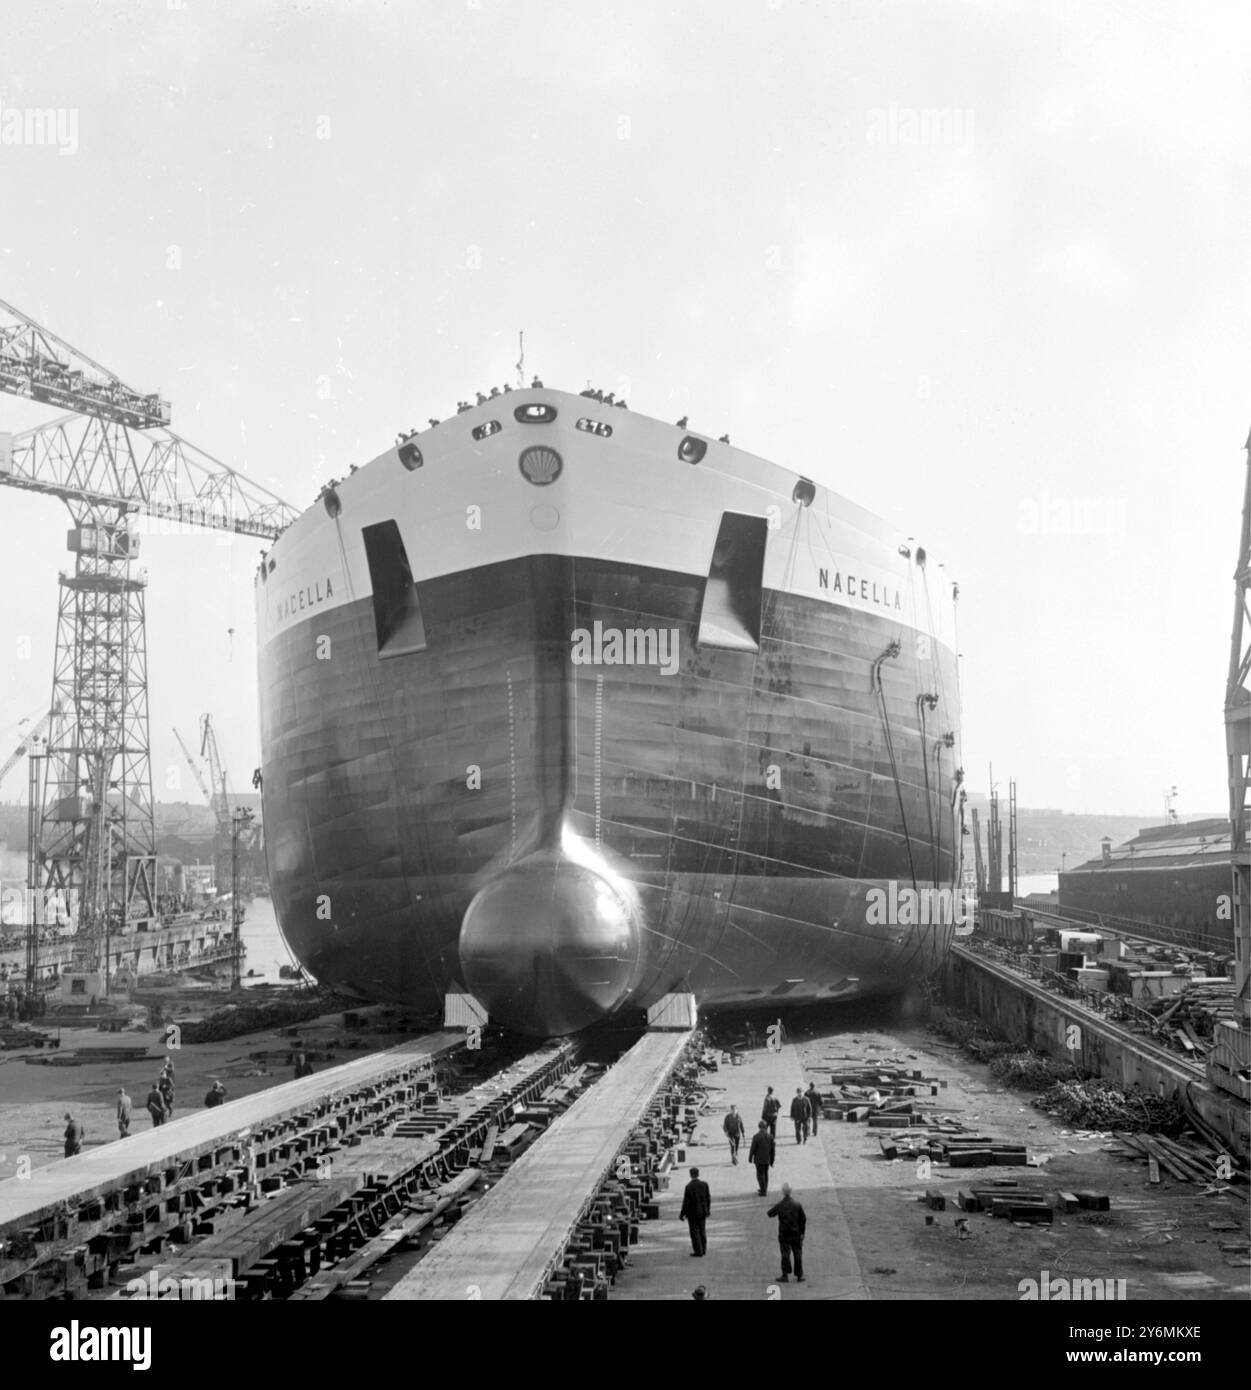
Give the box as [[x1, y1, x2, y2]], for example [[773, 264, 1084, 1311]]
[[25, 1044, 150, 1067], [1114, 1131, 1249, 1200], [0, 1025, 53, 1051], [1146, 981, 1238, 1057], [955, 1182, 1055, 1223], [925, 1181, 1113, 1225], [822, 1062, 946, 1127], [878, 1132, 1029, 1167]]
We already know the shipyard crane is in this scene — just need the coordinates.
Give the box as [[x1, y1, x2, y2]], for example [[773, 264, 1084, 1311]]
[[0, 705, 60, 794], [173, 726, 215, 815], [0, 295, 296, 963], [199, 713, 230, 836], [1208, 429, 1251, 1107]]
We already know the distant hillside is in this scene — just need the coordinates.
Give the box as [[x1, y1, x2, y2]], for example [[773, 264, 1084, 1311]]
[[0, 797, 1224, 879], [0, 796, 263, 862], [963, 800, 1228, 875]]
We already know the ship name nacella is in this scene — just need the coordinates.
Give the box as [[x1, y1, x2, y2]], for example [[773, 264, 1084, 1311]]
[[276, 577, 335, 624], [818, 568, 903, 611]]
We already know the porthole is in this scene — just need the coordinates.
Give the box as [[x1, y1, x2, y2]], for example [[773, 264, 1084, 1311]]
[[323, 489, 342, 519], [514, 403, 558, 424], [398, 441, 423, 470], [678, 436, 707, 465], [576, 418, 613, 438], [473, 420, 502, 441], [792, 478, 815, 507]]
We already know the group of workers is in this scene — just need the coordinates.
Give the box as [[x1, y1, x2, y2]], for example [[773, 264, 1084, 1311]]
[[679, 1075, 825, 1287], [679, 1162, 809, 1286], [65, 1049, 316, 1159]]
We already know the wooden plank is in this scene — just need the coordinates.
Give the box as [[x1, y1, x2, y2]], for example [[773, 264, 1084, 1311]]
[[0, 1033, 463, 1238], [160, 1179, 360, 1278], [384, 1032, 691, 1302], [288, 1169, 481, 1301]]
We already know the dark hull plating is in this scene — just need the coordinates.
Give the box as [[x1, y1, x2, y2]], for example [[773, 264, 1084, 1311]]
[[259, 553, 962, 1032]]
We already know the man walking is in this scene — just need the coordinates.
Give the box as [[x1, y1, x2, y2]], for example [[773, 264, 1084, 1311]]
[[805, 1081, 823, 1136], [679, 1166, 711, 1256], [790, 1087, 811, 1144], [723, 1104, 745, 1164], [761, 1086, 780, 1140], [146, 1079, 168, 1127], [158, 1064, 175, 1117], [748, 1119, 775, 1196], [116, 1087, 132, 1139], [767, 1182, 807, 1283], [63, 1111, 85, 1158]]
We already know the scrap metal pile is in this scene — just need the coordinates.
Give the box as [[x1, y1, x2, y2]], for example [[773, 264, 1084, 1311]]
[[1031, 1077, 1188, 1133]]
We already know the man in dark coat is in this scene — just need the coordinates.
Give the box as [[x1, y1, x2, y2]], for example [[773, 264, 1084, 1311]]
[[116, 1087, 132, 1139], [748, 1120, 775, 1196], [158, 1066, 175, 1117], [805, 1082, 823, 1136], [63, 1112, 85, 1157], [767, 1182, 807, 1282], [679, 1166, 711, 1256], [790, 1087, 811, 1144], [204, 1080, 227, 1107], [146, 1080, 168, 1127], [761, 1086, 780, 1139], [294, 1053, 315, 1079], [723, 1104, 745, 1164]]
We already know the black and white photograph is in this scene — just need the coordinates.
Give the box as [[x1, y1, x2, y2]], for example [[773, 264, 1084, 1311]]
[[0, 0, 1247, 1344]]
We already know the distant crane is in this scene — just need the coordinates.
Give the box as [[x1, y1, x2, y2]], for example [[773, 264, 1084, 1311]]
[[970, 806, 987, 895], [0, 294, 296, 960], [0, 704, 60, 794], [173, 726, 215, 815], [199, 713, 230, 840]]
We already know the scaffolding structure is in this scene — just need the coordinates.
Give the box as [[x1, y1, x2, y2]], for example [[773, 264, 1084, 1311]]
[[0, 295, 296, 981]]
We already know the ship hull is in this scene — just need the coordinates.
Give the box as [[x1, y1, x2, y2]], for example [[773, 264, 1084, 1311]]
[[257, 390, 963, 1034]]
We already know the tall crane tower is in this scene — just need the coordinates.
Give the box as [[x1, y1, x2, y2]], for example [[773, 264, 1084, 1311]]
[[0, 295, 296, 965]]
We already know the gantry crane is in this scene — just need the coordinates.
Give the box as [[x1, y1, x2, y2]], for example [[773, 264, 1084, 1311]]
[[0, 295, 296, 970]]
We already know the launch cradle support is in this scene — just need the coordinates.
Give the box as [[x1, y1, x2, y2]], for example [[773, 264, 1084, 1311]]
[[646, 993, 697, 1030], [444, 992, 488, 1030]]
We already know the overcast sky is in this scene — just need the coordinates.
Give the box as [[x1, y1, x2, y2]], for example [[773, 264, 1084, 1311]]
[[1, 0, 1247, 817]]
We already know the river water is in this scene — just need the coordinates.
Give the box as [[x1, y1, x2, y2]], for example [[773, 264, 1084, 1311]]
[[239, 894, 307, 983]]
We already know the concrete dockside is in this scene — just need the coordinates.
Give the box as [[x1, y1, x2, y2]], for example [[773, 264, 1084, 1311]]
[[608, 1020, 1249, 1303]]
